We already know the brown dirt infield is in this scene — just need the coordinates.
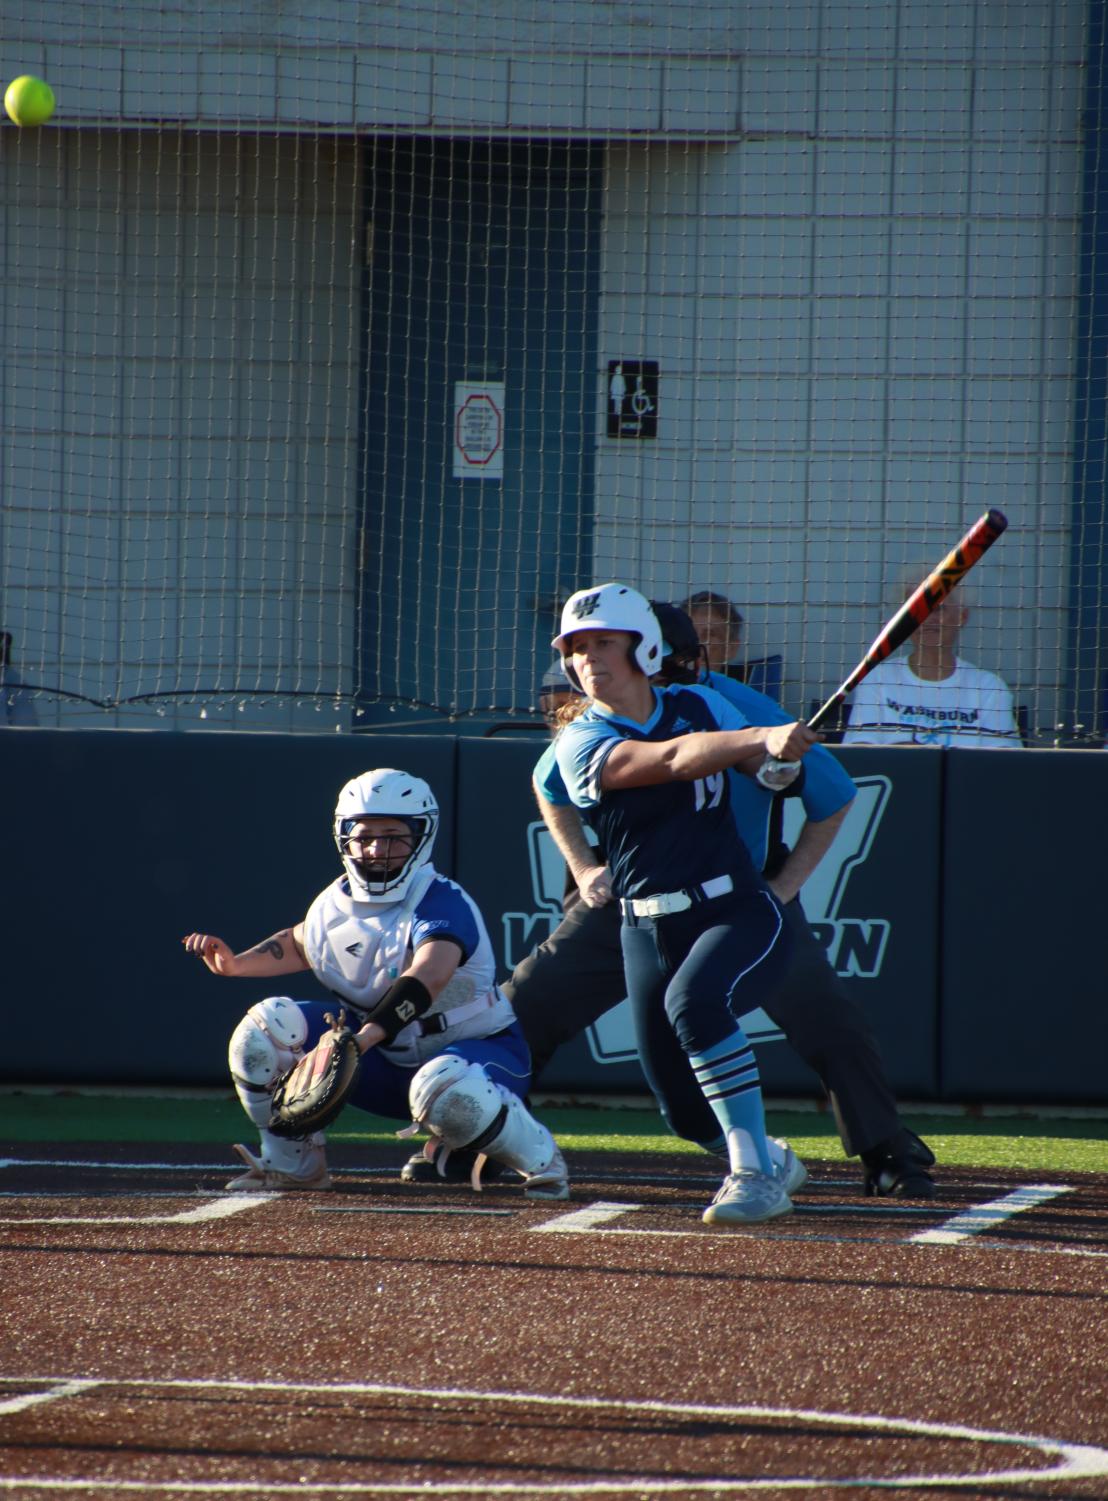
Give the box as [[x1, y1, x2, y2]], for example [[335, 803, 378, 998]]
[[1, 1143, 1106, 1498]]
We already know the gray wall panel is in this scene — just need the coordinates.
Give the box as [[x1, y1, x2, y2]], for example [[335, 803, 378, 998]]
[[2, 730, 456, 1085], [3, 731, 1103, 1107], [940, 747, 1108, 1101]]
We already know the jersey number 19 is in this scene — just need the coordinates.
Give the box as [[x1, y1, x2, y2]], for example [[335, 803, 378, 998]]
[[692, 772, 725, 812]]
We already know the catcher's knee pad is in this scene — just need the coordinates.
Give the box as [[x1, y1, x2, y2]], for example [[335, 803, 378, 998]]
[[409, 1055, 557, 1178], [228, 997, 309, 1127], [409, 1056, 501, 1148]]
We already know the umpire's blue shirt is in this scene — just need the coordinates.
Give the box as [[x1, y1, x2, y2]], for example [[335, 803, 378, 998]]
[[539, 671, 856, 874]]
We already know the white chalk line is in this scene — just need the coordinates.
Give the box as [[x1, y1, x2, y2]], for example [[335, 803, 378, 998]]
[[0, 1158, 393, 1175], [0, 1375, 1106, 1492], [0, 1381, 96, 1416], [0, 1159, 1028, 1195], [909, 1184, 1074, 1245], [0, 1195, 271, 1227], [0, 1200, 932, 1236], [0, 1162, 1097, 1256], [531, 1191, 1105, 1258], [0, 1159, 896, 1193], [531, 1201, 630, 1232]]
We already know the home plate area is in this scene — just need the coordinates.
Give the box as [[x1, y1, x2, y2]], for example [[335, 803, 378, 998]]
[[2, 1146, 1108, 1496], [1, 1145, 1105, 1254], [3, 1376, 1108, 1496]]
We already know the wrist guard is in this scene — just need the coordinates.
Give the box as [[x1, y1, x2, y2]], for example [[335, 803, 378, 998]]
[[366, 975, 433, 1042]]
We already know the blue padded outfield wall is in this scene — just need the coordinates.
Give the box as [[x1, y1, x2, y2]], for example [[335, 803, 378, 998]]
[[3, 729, 1105, 1104]]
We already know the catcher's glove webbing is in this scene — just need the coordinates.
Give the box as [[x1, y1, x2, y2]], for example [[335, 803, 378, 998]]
[[268, 1011, 362, 1139]]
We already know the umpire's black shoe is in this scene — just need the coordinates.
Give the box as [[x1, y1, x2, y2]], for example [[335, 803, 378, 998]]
[[401, 1143, 506, 1185], [861, 1127, 936, 1199]]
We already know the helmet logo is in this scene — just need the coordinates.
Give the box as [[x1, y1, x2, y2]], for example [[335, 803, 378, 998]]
[[572, 591, 602, 620]]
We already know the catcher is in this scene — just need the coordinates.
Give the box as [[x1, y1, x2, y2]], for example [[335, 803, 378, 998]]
[[182, 767, 569, 1199]]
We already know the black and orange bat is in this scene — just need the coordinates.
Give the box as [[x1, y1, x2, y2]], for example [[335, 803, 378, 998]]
[[807, 509, 1009, 733]]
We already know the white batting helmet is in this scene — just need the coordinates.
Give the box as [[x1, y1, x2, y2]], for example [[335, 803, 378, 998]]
[[552, 583, 663, 690]]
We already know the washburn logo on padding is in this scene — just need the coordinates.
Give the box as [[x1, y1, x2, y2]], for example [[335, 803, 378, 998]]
[[500, 775, 893, 1067]]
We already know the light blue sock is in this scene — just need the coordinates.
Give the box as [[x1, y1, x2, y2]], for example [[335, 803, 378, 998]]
[[688, 1030, 773, 1175]]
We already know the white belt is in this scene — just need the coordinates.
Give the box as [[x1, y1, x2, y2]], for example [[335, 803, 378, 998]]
[[419, 989, 504, 1035], [621, 874, 734, 919]]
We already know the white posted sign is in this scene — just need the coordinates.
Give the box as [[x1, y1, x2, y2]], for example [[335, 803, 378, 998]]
[[453, 382, 505, 478]]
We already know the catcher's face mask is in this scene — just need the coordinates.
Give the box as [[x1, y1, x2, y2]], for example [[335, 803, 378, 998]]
[[340, 817, 421, 887]]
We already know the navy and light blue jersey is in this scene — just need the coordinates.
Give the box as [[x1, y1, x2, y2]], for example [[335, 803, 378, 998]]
[[553, 684, 765, 901], [538, 672, 855, 874]]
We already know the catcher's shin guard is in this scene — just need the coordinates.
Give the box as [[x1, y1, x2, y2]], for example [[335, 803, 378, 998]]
[[226, 998, 328, 1183], [408, 1056, 569, 1199]]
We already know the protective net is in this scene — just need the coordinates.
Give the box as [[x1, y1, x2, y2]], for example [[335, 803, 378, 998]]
[[0, 1, 1104, 743]]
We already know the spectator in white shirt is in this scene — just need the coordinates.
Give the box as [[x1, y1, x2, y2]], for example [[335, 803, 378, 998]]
[[842, 577, 1022, 748]]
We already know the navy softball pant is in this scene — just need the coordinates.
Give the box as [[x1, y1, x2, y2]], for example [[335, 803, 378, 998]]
[[620, 887, 792, 1145]]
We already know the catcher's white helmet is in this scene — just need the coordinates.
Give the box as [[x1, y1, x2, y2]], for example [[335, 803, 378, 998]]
[[552, 582, 663, 690], [333, 768, 439, 902]]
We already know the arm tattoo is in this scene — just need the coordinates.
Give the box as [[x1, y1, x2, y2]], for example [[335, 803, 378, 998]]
[[251, 932, 288, 961]]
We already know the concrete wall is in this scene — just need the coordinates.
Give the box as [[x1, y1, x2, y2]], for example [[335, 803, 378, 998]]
[[592, 9, 1085, 733], [1, 129, 361, 732], [0, 1, 1094, 740], [4, 3, 753, 134]]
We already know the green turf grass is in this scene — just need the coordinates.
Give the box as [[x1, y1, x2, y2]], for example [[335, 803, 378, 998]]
[[2, 1091, 1106, 1174]]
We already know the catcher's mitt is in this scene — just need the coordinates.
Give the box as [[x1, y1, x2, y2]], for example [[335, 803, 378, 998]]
[[268, 1010, 361, 1140]]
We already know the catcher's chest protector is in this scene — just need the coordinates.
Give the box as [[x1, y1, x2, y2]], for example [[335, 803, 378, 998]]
[[302, 869, 435, 1008]]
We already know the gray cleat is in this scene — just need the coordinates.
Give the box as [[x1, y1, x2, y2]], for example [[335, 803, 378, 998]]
[[702, 1168, 793, 1227], [771, 1137, 809, 1196]]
